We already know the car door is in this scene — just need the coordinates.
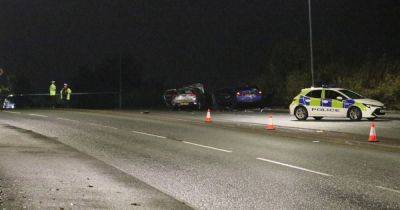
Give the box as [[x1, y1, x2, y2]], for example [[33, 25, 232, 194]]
[[303, 89, 323, 116], [323, 90, 347, 117]]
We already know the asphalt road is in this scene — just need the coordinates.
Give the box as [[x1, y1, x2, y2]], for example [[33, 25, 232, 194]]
[[139, 109, 400, 140], [0, 109, 399, 209]]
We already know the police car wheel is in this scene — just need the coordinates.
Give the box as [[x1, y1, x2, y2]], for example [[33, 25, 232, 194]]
[[295, 106, 308, 120], [313, 117, 323, 120], [349, 107, 362, 121]]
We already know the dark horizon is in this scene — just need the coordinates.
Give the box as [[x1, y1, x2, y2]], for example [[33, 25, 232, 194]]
[[1, 0, 399, 109]]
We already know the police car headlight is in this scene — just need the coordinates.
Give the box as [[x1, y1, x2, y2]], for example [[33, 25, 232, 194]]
[[362, 103, 372, 108], [363, 103, 379, 108]]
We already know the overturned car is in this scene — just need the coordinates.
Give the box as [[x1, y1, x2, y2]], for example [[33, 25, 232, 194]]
[[164, 83, 212, 110]]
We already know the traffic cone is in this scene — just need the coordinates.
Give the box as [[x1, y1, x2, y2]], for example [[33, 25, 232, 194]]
[[205, 109, 212, 123], [368, 122, 379, 142], [266, 115, 276, 130]]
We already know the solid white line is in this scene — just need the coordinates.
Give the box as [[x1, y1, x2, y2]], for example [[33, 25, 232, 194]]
[[256, 158, 333, 177], [131, 130, 167, 139], [376, 186, 400, 194], [28, 113, 48, 118], [4, 111, 21, 114], [182, 141, 233, 153]]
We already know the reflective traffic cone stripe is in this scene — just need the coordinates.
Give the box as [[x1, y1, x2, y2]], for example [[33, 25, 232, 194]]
[[205, 109, 212, 123], [368, 122, 379, 142], [266, 115, 275, 130]]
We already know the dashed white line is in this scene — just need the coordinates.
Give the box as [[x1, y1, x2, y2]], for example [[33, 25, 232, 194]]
[[182, 141, 233, 153], [131, 130, 167, 139], [256, 158, 333, 177], [57, 117, 80, 123], [88, 122, 101, 127], [376, 186, 400, 194], [101, 125, 119, 130], [88, 122, 119, 130], [4, 111, 21, 114], [28, 113, 48, 118], [57, 118, 119, 130]]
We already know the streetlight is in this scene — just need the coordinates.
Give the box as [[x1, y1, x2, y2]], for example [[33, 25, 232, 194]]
[[308, 0, 315, 87], [119, 52, 122, 109]]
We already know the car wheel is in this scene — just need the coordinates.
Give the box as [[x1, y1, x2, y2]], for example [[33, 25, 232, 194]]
[[348, 107, 362, 121], [295, 106, 308, 120], [197, 102, 202, 110], [230, 100, 238, 111], [367, 117, 376, 121], [313, 117, 323, 120]]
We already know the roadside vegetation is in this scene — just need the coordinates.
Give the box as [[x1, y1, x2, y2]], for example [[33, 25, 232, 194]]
[[256, 41, 400, 109]]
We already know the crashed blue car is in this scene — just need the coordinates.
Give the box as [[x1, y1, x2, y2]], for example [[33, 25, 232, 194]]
[[214, 86, 263, 109]]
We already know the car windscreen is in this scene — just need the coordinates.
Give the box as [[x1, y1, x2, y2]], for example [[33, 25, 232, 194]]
[[237, 87, 259, 94], [177, 88, 194, 94], [339, 89, 364, 99], [165, 90, 176, 95]]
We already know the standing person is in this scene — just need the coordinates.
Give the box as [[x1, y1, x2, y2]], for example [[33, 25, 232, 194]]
[[60, 83, 72, 108], [49, 81, 57, 108]]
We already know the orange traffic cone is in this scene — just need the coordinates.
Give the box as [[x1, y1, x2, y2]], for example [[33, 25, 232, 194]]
[[205, 109, 212, 123], [368, 122, 379, 142], [266, 115, 276, 130]]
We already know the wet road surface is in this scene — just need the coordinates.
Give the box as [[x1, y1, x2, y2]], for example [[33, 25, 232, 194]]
[[0, 109, 399, 209]]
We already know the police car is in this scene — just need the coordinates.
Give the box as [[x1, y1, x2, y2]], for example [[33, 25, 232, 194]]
[[289, 87, 385, 121]]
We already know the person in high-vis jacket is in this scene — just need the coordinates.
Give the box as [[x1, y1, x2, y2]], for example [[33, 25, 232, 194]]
[[49, 81, 57, 108], [60, 83, 72, 108]]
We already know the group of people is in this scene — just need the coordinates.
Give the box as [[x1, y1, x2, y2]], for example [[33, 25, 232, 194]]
[[49, 81, 72, 108]]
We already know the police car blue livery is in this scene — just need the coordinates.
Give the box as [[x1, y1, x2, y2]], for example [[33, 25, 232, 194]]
[[289, 87, 385, 121]]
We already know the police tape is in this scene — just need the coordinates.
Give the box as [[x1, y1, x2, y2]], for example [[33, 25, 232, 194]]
[[2, 92, 119, 97]]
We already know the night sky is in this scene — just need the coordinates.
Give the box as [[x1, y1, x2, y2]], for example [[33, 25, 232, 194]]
[[1, 0, 399, 92]]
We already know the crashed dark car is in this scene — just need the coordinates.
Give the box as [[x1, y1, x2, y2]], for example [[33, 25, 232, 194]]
[[162, 89, 177, 108], [1, 94, 16, 109], [214, 86, 263, 110]]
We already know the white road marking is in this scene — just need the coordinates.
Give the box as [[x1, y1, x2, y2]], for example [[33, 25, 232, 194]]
[[88, 122, 101, 127], [28, 113, 48, 118], [88, 122, 119, 130], [101, 125, 119, 130], [131, 130, 167, 139], [57, 117, 80, 123], [182, 141, 233, 153], [256, 158, 333, 177], [57, 118, 119, 130], [4, 111, 21, 114], [376, 186, 400, 194]]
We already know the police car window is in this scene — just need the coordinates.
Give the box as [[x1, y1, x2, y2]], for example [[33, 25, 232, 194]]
[[325, 90, 346, 100], [339, 89, 364, 99], [305, 90, 322, 98]]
